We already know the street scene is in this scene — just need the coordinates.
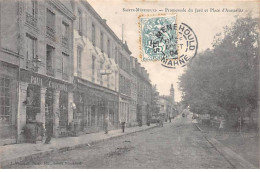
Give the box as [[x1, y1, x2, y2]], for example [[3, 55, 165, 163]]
[[5, 115, 233, 169], [0, 0, 259, 169]]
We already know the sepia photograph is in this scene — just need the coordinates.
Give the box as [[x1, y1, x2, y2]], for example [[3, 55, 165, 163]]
[[0, 0, 259, 169]]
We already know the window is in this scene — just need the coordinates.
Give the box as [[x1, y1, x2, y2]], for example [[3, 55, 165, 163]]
[[62, 53, 69, 80], [119, 53, 122, 68], [92, 24, 95, 46], [115, 71, 117, 90], [46, 45, 55, 76], [62, 22, 69, 46], [26, 0, 37, 26], [92, 56, 96, 82], [100, 62, 103, 85], [85, 17, 88, 35], [78, 10, 82, 35], [26, 34, 36, 61], [107, 39, 110, 58], [0, 77, 11, 125], [25, 34, 37, 70], [46, 9, 55, 37], [100, 32, 104, 52], [107, 75, 110, 88], [27, 0, 36, 16], [127, 59, 130, 72], [77, 47, 82, 76], [107, 65, 111, 88], [115, 47, 118, 64]]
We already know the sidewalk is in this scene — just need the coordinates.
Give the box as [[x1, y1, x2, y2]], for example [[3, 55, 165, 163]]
[[195, 123, 259, 168], [0, 124, 157, 168]]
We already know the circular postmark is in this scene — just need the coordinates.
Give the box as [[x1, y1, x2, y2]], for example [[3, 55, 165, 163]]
[[139, 15, 198, 68], [160, 22, 198, 68]]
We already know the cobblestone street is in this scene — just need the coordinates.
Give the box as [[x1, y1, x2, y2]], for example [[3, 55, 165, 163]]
[[7, 116, 232, 169]]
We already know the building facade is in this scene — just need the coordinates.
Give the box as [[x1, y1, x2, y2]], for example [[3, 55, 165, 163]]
[[72, 0, 121, 133], [0, 0, 154, 145], [118, 42, 132, 126], [133, 59, 152, 126], [129, 56, 138, 126], [158, 84, 177, 121], [0, 0, 75, 145]]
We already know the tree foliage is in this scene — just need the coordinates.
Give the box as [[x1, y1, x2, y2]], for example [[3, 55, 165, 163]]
[[179, 15, 259, 126]]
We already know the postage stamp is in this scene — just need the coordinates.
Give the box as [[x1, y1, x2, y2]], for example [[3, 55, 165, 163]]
[[139, 15, 178, 62], [139, 14, 198, 68]]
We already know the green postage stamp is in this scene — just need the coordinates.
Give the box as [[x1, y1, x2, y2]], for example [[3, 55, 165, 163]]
[[139, 14, 198, 68], [140, 15, 178, 61]]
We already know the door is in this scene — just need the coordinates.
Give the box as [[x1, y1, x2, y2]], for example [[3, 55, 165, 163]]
[[45, 88, 54, 134], [59, 91, 68, 133]]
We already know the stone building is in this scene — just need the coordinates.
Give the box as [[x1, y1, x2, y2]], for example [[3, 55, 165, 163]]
[[72, 0, 121, 133], [129, 56, 138, 126], [158, 84, 177, 121], [118, 42, 132, 126], [0, 0, 75, 145]]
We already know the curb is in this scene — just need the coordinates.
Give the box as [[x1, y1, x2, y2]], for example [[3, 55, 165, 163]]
[[194, 123, 257, 169], [205, 137, 257, 169], [0, 125, 157, 168], [194, 123, 204, 132]]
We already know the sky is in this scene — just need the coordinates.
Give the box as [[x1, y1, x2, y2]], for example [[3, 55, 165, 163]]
[[87, 0, 259, 102]]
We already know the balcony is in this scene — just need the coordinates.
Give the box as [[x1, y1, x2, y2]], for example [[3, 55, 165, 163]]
[[26, 12, 37, 27], [46, 26, 55, 38], [46, 68, 55, 76]]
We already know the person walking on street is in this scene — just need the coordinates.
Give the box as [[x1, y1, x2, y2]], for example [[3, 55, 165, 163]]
[[44, 121, 53, 144], [121, 121, 126, 133]]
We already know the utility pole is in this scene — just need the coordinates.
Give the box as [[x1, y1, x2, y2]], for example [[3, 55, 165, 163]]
[[122, 24, 124, 43]]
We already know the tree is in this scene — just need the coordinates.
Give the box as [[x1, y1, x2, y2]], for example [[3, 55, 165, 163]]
[[179, 15, 259, 128]]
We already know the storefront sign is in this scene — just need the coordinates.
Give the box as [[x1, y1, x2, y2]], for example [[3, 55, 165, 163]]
[[31, 75, 43, 86], [21, 69, 72, 92]]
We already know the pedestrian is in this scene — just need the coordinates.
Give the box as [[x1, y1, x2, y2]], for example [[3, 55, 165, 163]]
[[121, 121, 126, 133], [219, 119, 224, 133], [159, 116, 163, 127], [44, 121, 53, 144], [169, 116, 171, 123], [104, 115, 109, 134]]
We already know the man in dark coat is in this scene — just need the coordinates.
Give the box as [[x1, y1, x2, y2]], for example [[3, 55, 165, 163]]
[[44, 121, 53, 144], [121, 121, 126, 133]]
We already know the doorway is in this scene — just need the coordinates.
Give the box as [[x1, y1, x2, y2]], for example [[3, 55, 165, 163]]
[[45, 88, 54, 134], [59, 91, 68, 134]]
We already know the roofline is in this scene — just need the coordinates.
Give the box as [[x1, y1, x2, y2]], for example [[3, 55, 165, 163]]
[[80, 0, 130, 53]]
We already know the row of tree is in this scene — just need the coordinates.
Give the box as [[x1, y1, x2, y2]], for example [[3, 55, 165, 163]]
[[179, 15, 259, 128]]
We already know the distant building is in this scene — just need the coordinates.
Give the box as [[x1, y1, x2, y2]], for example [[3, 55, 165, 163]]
[[158, 84, 177, 121], [129, 56, 138, 126]]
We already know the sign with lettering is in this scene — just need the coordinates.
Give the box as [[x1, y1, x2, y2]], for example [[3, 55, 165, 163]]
[[20, 69, 72, 92]]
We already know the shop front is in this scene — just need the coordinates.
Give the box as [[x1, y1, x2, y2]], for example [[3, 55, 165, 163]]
[[19, 69, 73, 141], [74, 77, 119, 134], [0, 61, 18, 145]]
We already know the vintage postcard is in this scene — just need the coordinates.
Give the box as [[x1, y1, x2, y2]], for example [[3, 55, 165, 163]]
[[0, 0, 259, 169]]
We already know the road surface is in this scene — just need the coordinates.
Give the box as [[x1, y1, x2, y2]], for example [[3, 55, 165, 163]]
[[7, 116, 232, 168]]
